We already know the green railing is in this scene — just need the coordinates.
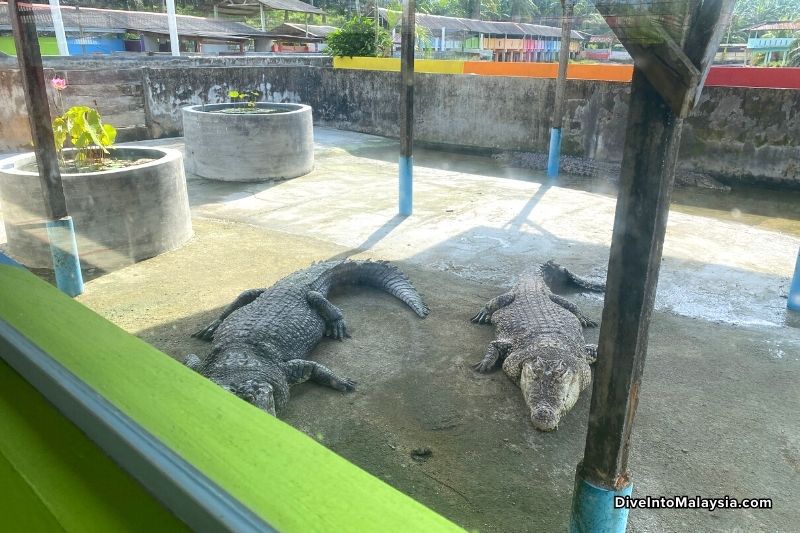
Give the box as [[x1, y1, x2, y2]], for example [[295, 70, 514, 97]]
[[0, 263, 462, 532], [747, 37, 793, 50]]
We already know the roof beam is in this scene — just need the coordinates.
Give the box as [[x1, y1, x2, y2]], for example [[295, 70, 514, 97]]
[[596, 0, 734, 117]]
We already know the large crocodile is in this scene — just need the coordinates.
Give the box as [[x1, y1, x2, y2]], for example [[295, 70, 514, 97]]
[[497, 151, 731, 191], [472, 261, 605, 431], [185, 260, 429, 415]]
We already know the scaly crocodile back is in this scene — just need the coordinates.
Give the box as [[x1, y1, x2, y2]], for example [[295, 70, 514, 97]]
[[193, 259, 429, 414], [495, 273, 586, 381], [211, 260, 428, 362]]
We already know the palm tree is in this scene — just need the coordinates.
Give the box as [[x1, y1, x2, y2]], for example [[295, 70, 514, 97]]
[[788, 37, 800, 66]]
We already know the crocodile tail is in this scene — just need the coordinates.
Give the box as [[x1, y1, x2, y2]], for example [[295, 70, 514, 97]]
[[323, 260, 429, 318], [541, 260, 606, 293]]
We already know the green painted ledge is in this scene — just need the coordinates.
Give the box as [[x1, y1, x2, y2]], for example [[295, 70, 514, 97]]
[[0, 265, 462, 532], [0, 358, 188, 532]]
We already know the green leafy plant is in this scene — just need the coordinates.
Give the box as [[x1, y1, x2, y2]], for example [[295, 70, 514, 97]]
[[228, 89, 261, 109], [52, 106, 117, 170], [788, 38, 800, 66], [325, 16, 393, 58]]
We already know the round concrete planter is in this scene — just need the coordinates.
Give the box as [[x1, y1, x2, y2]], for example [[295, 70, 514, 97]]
[[0, 147, 192, 270], [182, 103, 314, 182]]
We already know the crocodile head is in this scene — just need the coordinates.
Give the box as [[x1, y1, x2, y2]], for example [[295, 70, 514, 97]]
[[224, 379, 277, 416], [519, 354, 584, 431], [184, 350, 288, 416]]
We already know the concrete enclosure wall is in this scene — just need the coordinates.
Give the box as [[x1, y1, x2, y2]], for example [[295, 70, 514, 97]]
[[0, 55, 332, 153], [2, 58, 798, 187], [0, 147, 192, 270], [182, 103, 314, 181], [141, 65, 800, 187]]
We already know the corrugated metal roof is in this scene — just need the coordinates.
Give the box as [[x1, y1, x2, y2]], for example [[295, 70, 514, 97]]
[[0, 2, 265, 37], [273, 22, 338, 37], [379, 9, 583, 39], [215, 0, 323, 15], [743, 20, 800, 32]]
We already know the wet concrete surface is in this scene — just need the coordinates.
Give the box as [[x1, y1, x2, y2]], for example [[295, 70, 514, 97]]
[[5, 128, 800, 532]]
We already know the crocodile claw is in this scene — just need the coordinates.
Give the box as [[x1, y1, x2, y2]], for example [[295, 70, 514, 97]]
[[325, 319, 350, 341], [192, 319, 220, 341], [335, 377, 357, 392], [472, 360, 494, 373], [471, 310, 491, 324], [581, 317, 598, 328]]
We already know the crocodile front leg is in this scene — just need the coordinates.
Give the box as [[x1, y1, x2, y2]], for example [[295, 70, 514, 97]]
[[307, 290, 350, 340], [283, 359, 357, 392], [548, 293, 598, 328], [193, 288, 264, 341], [473, 339, 513, 373], [471, 292, 515, 324]]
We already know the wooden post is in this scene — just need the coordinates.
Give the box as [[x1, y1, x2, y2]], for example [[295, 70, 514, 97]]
[[570, 1, 735, 530], [398, 0, 415, 216], [9, 0, 65, 221], [547, 0, 574, 177], [9, 0, 83, 296], [588, 67, 682, 484], [570, 65, 681, 533]]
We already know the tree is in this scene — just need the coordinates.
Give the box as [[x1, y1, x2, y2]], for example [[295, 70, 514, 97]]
[[788, 38, 800, 66], [326, 15, 393, 56]]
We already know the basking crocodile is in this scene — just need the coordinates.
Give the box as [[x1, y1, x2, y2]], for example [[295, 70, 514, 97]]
[[185, 260, 429, 415], [498, 151, 731, 191], [472, 261, 605, 431]]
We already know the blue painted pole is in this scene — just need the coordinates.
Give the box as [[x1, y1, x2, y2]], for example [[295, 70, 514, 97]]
[[788, 247, 800, 312], [570, 470, 632, 533], [46, 216, 84, 297], [399, 0, 415, 216], [399, 156, 413, 216], [547, 127, 562, 178], [549, 0, 573, 179]]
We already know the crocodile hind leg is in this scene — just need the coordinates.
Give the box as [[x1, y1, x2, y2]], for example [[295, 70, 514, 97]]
[[548, 293, 598, 328], [192, 288, 264, 341], [584, 344, 598, 364], [471, 292, 515, 324], [283, 359, 357, 392], [184, 353, 202, 370], [473, 339, 512, 373], [307, 290, 351, 340]]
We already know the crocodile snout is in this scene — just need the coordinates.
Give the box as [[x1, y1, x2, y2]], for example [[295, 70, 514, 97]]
[[530, 405, 559, 431]]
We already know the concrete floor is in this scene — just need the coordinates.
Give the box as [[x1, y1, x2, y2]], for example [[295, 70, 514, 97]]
[[6, 128, 800, 532]]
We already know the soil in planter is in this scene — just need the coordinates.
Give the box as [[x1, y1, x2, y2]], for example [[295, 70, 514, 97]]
[[21, 156, 156, 174], [211, 107, 284, 115]]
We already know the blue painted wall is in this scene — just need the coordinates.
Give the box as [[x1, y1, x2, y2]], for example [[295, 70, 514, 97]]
[[67, 35, 125, 55]]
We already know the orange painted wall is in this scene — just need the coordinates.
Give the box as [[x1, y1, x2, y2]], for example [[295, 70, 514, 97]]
[[568, 64, 633, 82], [463, 62, 558, 77], [463, 61, 633, 82]]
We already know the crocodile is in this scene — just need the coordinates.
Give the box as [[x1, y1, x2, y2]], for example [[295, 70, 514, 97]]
[[497, 151, 731, 191], [472, 261, 605, 431], [185, 260, 429, 415]]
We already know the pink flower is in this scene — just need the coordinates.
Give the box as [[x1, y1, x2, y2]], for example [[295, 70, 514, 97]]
[[50, 77, 67, 91]]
